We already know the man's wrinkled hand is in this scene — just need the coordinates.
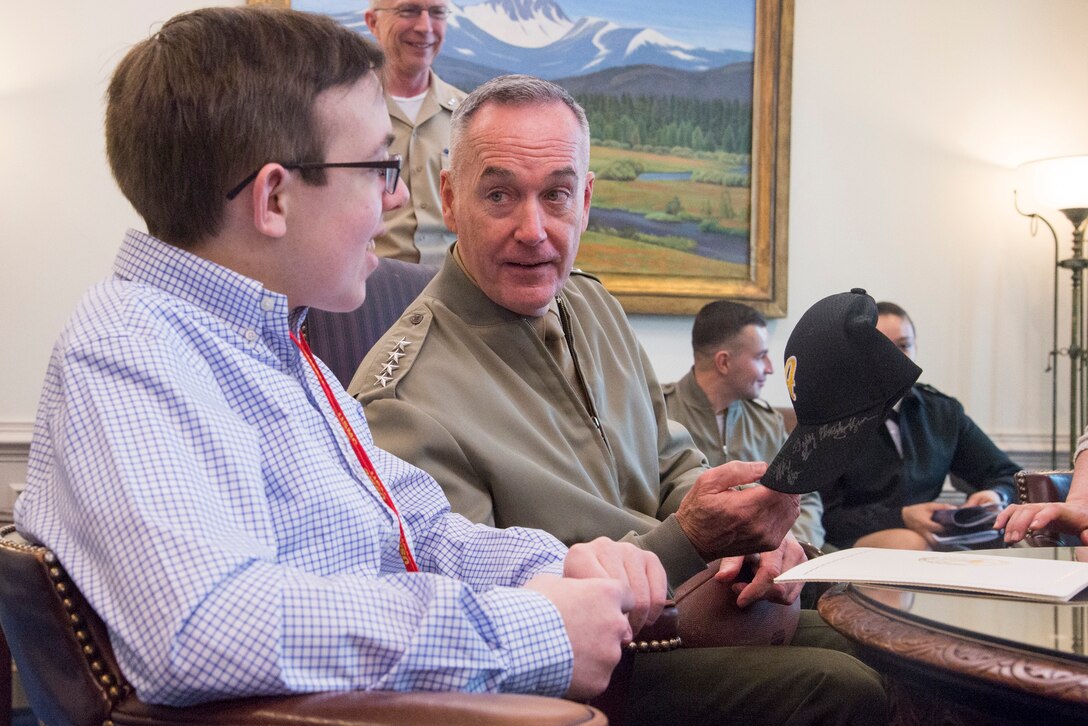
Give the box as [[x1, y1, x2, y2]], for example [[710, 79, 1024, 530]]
[[675, 461, 799, 560], [713, 533, 805, 607]]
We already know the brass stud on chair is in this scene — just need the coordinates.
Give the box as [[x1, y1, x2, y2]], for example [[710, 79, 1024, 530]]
[[625, 635, 682, 654], [37, 547, 137, 708]]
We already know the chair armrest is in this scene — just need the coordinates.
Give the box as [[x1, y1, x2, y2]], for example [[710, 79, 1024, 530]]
[[113, 690, 606, 726], [628, 601, 680, 652], [1015, 470, 1073, 505], [1014, 470, 1078, 547]]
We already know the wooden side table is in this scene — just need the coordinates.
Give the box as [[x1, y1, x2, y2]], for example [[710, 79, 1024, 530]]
[[818, 547, 1088, 725]]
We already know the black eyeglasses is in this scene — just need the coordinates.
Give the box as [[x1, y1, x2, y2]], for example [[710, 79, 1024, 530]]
[[225, 156, 402, 200], [373, 4, 450, 21]]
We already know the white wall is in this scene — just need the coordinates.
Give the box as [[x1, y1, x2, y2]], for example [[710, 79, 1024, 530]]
[[2, 0, 1087, 500], [637, 0, 1088, 458], [0, 1, 241, 505]]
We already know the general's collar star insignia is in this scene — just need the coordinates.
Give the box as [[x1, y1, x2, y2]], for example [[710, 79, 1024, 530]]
[[393, 338, 411, 351], [374, 372, 393, 387], [380, 361, 397, 376], [387, 349, 405, 363]]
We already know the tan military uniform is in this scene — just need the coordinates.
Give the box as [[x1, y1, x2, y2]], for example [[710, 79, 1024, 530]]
[[351, 255, 709, 590], [375, 72, 466, 264], [350, 253, 889, 725], [663, 370, 826, 547]]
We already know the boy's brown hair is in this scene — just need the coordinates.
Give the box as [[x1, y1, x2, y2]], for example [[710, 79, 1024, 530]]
[[105, 7, 384, 247]]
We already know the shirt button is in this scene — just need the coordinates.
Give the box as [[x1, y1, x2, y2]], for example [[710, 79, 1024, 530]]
[[414, 166, 423, 173], [244, 330, 257, 342], [261, 297, 276, 312]]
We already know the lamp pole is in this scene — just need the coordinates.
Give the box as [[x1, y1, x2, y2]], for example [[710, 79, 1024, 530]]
[[1059, 208, 1088, 462], [1017, 156, 1088, 466]]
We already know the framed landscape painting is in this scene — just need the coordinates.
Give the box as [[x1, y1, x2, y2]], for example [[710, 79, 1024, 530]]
[[256, 0, 793, 316]]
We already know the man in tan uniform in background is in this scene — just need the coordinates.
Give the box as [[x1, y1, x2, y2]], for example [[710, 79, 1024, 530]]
[[351, 74, 885, 725], [663, 300, 825, 548], [366, 0, 466, 264]]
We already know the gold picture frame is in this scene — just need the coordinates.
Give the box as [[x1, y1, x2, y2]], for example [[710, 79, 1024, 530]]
[[250, 0, 792, 317], [609, 0, 793, 317]]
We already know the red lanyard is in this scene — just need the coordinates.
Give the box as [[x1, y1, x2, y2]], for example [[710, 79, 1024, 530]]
[[291, 330, 419, 572]]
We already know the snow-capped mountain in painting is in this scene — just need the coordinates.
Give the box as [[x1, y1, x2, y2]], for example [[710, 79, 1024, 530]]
[[314, 0, 751, 82]]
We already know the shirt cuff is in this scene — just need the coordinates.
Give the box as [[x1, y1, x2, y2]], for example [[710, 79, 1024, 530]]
[[480, 587, 572, 696]]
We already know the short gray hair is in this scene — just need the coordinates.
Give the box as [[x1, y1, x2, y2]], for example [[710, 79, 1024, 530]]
[[449, 74, 589, 169]]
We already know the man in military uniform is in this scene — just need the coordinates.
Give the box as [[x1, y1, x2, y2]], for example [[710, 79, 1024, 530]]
[[819, 301, 1020, 550], [350, 74, 886, 725], [366, 0, 466, 264], [663, 300, 825, 547]]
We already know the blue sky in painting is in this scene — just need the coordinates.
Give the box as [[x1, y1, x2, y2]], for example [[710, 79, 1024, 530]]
[[560, 0, 754, 51], [294, 0, 755, 53]]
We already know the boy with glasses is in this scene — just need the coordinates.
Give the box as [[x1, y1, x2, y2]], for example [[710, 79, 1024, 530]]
[[15, 7, 665, 707]]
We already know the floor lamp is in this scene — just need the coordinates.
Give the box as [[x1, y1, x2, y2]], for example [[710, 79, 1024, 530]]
[[1016, 155, 1088, 467]]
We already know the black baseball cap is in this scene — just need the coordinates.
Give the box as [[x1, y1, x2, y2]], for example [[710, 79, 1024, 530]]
[[763, 289, 922, 494]]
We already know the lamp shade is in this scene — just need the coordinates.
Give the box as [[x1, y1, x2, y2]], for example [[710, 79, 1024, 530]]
[[1017, 156, 1088, 212]]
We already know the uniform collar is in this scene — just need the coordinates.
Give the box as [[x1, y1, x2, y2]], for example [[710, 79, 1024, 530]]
[[385, 70, 463, 125], [429, 71, 464, 112], [431, 246, 548, 327], [677, 369, 716, 414]]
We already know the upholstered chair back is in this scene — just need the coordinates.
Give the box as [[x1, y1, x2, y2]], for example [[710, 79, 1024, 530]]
[[0, 525, 122, 725], [305, 258, 438, 387]]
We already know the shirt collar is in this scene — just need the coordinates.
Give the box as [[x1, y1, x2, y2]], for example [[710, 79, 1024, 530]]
[[113, 229, 296, 350]]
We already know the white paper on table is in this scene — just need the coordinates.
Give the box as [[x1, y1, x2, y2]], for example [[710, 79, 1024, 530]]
[[775, 547, 1088, 602]]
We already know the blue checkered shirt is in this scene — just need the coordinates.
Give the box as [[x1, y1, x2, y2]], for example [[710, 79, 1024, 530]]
[[16, 230, 572, 706]]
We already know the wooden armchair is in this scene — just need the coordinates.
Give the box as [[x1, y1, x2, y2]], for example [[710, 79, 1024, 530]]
[[1013, 470, 1078, 547], [0, 525, 606, 726]]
